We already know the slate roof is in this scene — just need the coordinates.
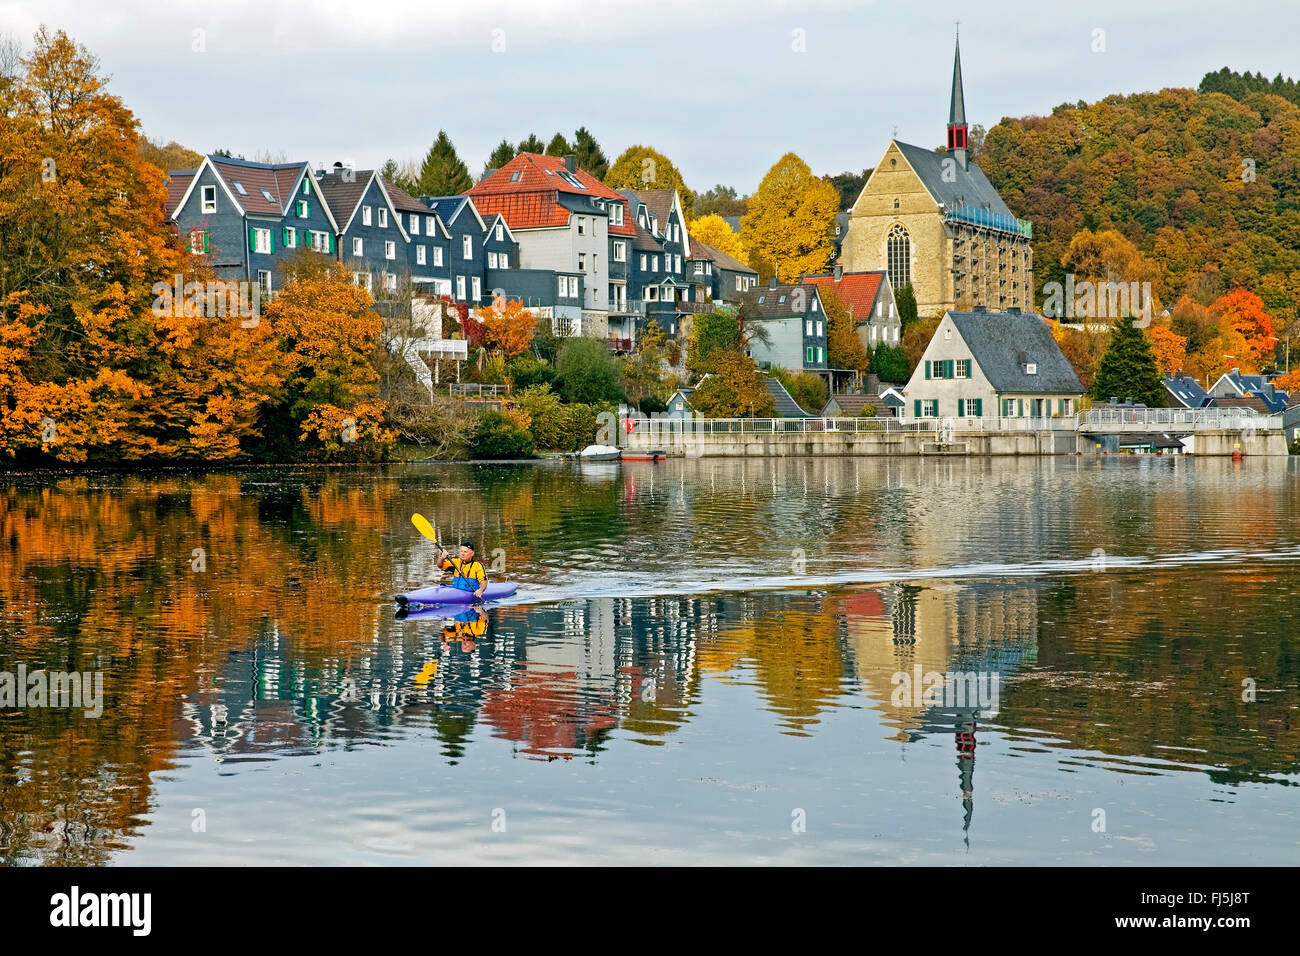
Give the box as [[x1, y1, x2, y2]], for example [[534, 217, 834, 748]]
[[1210, 395, 1271, 414], [1163, 375, 1211, 409], [688, 239, 755, 275], [748, 284, 819, 318], [210, 156, 305, 216], [631, 188, 675, 229], [893, 140, 1012, 217], [762, 376, 810, 417], [468, 153, 635, 235], [947, 310, 1084, 394], [821, 394, 892, 415], [164, 171, 195, 218], [385, 179, 431, 214], [801, 271, 886, 322], [315, 169, 372, 227]]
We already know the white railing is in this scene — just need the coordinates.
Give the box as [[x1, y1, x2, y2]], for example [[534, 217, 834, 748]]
[[448, 383, 508, 398], [634, 416, 1075, 435], [1081, 407, 1283, 430]]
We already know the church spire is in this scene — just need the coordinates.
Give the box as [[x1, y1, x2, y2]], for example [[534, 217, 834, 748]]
[[947, 32, 969, 170]]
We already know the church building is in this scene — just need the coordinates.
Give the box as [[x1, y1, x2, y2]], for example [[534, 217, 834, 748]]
[[838, 37, 1034, 318]]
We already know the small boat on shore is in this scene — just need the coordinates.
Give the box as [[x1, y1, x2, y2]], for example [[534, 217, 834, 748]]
[[576, 444, 621, 461], [621, 450, 667, 461]]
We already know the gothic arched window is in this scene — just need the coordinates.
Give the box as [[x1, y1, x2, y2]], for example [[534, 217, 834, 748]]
[[887, 223, 911, 289]]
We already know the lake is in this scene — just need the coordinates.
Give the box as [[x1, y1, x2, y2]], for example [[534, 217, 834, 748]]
[[1, 456, 1297, 865]]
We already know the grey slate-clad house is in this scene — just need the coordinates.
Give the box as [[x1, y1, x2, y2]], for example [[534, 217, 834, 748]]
[[904, 308, 1083, 419], [316, 168, 423, 295], [687, 239, 758, 306], [742, 281, 829, 376], [664, 377, 810, 418], [166, 155, 340, 296], [1208, 369, 1290, 413], [422, 196, 491, 305]]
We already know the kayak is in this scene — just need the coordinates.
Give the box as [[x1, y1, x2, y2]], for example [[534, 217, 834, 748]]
[[395, 582, 518, 606]]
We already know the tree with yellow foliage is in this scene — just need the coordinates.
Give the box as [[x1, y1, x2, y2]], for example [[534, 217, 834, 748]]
[[688, 214, 746, 262], [741, 154, 839, 283]]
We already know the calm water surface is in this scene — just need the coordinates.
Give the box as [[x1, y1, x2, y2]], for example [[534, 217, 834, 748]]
[[1, 457, 1298, 865]]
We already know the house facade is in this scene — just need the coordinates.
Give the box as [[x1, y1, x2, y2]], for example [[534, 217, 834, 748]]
[[468, 152, 636, 339], [687, 239, 759, 306], [904, 308, 1083, 420], [800, 267, 900, 352], [166, 155, 340, 297], [743, 281, 829, 375]]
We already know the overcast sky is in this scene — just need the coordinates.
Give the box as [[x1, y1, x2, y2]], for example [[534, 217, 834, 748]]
[[3, 0, 1297, 191]]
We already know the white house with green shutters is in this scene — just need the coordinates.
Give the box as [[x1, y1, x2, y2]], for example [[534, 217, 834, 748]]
[[903, 308, 1084, 421]]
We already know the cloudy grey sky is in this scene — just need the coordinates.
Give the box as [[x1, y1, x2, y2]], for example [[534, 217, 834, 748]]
[[3, 0, 1296, 190]]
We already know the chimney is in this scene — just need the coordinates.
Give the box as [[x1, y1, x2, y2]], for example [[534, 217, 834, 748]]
[[833, 264, 843, 281], [769, 276, 778, 290], [564, 154, 576, 173]]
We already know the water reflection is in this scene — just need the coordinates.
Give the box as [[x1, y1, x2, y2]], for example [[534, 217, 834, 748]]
[[1, 459, 1298, 864]]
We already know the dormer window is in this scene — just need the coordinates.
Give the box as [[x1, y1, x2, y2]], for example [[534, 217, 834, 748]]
[[1024, 363, 1038, 375], [495, 223, 503, 241], [201, 185, 217, 213]]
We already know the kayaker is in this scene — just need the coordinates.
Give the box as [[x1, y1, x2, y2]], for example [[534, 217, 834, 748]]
[[438, 540, 487, 600]]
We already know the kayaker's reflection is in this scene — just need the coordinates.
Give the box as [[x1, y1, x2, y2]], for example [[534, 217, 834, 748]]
[[440, 605, 488, 653]]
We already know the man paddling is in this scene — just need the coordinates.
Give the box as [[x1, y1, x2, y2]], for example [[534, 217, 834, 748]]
[[438, 540, 488, 601]]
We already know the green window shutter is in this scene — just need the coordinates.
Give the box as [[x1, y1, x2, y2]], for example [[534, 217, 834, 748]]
[[202, 231, 210, 253], [1018, 399, 1024, 416], [945, 359, 954, 379], [269, 229, 275, 252], [326, 233, 333, 254], [924, 361, 931, 380], [974, 398, 982, 416], [282, 226, 290, 246], [248, 226, 256, 251], [914, 399, 922, 418]]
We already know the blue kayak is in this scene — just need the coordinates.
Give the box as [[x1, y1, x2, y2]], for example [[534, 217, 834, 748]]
[[395, 582, 518, 606]]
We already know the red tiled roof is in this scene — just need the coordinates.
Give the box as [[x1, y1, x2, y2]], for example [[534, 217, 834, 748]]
[[165, 172, 195, 218], [210, 158, 291, 215], [468, 153, 635, 235], [801, 271, 886, 323]]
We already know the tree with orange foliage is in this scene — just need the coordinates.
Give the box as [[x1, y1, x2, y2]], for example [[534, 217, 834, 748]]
[[1271, 369, 1300, 392], [253, 263, 390, 459], [1049, 320, 1109, 389], [473, 297, 537, 359], [1145, 324, 1187, 377], [1209, 289, 1276, 372]]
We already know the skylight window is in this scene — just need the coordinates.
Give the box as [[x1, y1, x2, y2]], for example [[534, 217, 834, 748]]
[[510, 170, 522, 182], [232, 181, 247, 196], [261, 189, 275, 203], [558, 171, 587, 189]]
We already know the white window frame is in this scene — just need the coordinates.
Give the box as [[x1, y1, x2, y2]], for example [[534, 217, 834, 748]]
[[201, 185, 217, 213], [384, 272, 397, 292], [352, 237, 363, 257], [385, 240, 396, 260], [456, 275, 466, 300], [805, 320, 814, 336], [426, 215, 436, 235], [310, 231, 329, 253], [558, 276, 567, 298], [257, 269, 272, 298], [433, 247, 443, 267], [363, 207, 372, 226], [577, 217, 586, 236], [578, 253, 586, 270], [956, 359, 971, 379], [610, 203, 623, 225], [253, 228, 272, 254], [416, 245, 427, 265], [285, 228, 297, 249], [653, 255, 659, 271], [495, 223, 504, 241], [410, 215, 420, 234], [487, 252, 498, 268], [568, 276, 579, 297], [378, 208, 388, 228], [640, 254, 647, 270], [462, 235, 472, 259], [921, 399, 938, 417], [296, 199, 308, 218], [472, 277, 482, 300], [499, 254, 509, 269], [816, 321, 823, 337]]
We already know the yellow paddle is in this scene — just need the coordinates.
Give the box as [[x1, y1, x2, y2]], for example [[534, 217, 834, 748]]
[[411, 513, 438, 543]]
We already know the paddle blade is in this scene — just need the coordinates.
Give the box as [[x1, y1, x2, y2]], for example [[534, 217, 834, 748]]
[[411, 513, 437, 542]]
